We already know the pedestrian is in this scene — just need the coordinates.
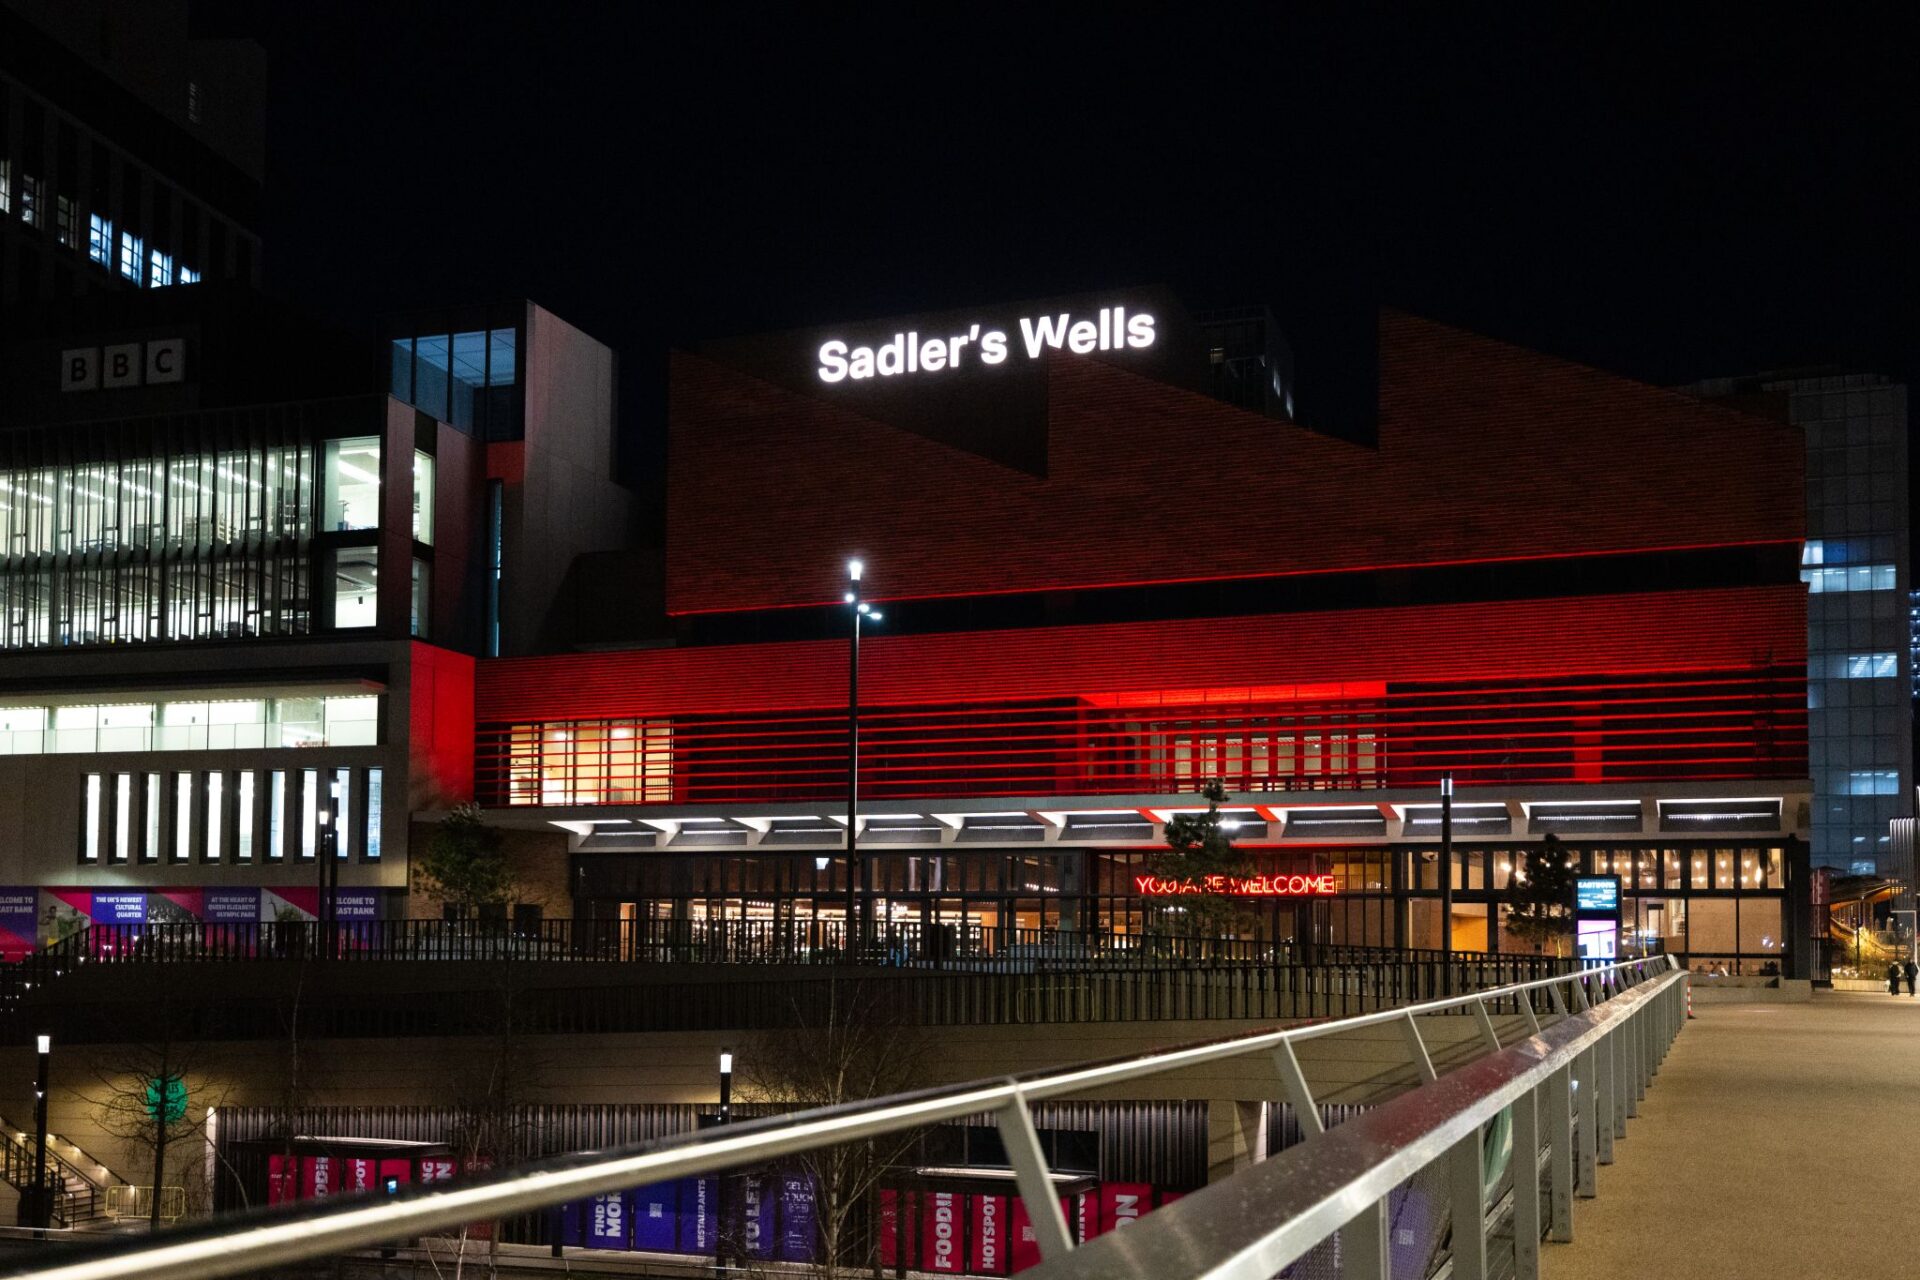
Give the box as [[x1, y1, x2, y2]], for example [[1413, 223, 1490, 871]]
[[1905, 958, 1917, 996], [1888, 960, 1903, 996]]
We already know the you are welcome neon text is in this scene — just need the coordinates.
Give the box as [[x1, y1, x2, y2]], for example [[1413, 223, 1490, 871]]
[[1133, 873, 1338, 897]]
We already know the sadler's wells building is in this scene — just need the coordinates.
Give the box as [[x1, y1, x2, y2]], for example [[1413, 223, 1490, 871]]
[[473, 294, 1814, 976]]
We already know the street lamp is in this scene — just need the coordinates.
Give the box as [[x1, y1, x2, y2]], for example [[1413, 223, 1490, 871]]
[[316, 778, 342, 958], [31, 1033, 50, 1234], [844, 559, 883, 953], [718, 1050, 733, 1125], [1439, 774, 1454, 995]]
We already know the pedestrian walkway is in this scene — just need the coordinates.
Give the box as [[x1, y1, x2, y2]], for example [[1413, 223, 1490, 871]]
[[1542, 989, 1920, 1280]]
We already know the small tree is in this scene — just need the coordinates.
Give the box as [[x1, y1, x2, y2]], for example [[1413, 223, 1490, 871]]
[[413, 804, 513, 918], [1149, 779, 1255, 940], [1504, 834, 1579, 956]]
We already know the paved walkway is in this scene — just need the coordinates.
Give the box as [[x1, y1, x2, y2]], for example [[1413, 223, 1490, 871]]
[[1542, 990, 1920, 1280]]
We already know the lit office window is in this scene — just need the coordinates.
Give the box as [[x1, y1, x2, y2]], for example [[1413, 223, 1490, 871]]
[[143, 773, 162, 861], [0, 158, 8, 213], [1802, 564, 1896, 593], [412, 451, 435, 544], [55, 196, 77, 249], [411, 559, 430, 638], [179, 265, 200, 284], [118, 230, 144, 282], [88, 214, 112, 267], [332, 768, 351, 860], [268, 771, 286, 859], [322, 437, 382, 530], [328, 549, 379, 629], [174, 772, 192, 861], [365, 768, 383, 859], [16, 173, 37, 227], [0, 707, 45, 754], [235, 771, 255, 862], [113, 774, 132, 863], [323, 696, 380, 746], [149, 249, 174, 288], [1848, 770, 1901, 796], [81, 775, 102, 862], [204, 772, 224, 861], [1843, 653, 1899, 679], [300, 768, 318, 860], [0, 694, 379, 755]]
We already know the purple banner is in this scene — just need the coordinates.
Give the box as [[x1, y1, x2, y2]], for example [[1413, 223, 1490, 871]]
[[677, 1177, 716, 1255], [204, 889, 261, 924], [331, 891, 380, 920], [91, 892, 146, 925], [630, 1182, 678, 1251], [741, 1175, 773, 1259], [584, 1190, 626, 1248], [777, 1171, 816, 1262]]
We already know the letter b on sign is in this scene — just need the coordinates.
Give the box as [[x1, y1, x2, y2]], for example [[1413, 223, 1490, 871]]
[[61, 349, 100, 392], [102, 343, 141, 389]]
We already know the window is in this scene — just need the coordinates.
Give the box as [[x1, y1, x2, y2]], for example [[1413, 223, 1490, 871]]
[[411, 559, 430, 638], [179, 265, 199, 285], [0, 157, 8, 213], [450, 331, 486, 427], [412, 451, 435, 544], [204, 772, 224, 861], [328, 548, 379, 629], [0, 707, 45, 754], [486, 480, 503, 657], [235, 771, 255, 861], [365, 768, 383, 859], [331, 767, 351, 860], [267, 770, 286, 859], [148, 248, 174, 288], [17, 173, 37, 227], [389, 339, 413, 401], [173, 771, 192, 861], [118, 230, 144, 282], [487, 328, 517, 385], [1844, 653, 1899, 679], [0, 694, 375, 755], [143, 773, 162, 862], [55, 196, 76, 249], [1848, 770, 1901, 796], [82, 774, 102, 862], [88, 214, 112, 267], [324, 696, 380, 746], [322, 437, 382, 530], [113, 774, 132, 862], [300, 768, 318, 860], [1802, 564, 1897, 593]]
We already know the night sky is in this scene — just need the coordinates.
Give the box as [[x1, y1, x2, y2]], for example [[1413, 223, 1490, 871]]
[[209, 4, 1920, 456]]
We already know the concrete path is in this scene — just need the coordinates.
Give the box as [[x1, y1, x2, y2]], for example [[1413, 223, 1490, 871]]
[[1542, 990, 1920, 1280]]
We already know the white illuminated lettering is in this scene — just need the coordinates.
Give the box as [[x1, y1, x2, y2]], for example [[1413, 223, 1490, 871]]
[[849, 346, 875, 379], [1019, 313, 1072, 358], [877, 334, 907, 376], [921, 339, 947, 372], [818, 340, 849, 383], [1127, 312, 1156, 348], [1067, 319, 1097, 353], [980, 330, 1008, 364]]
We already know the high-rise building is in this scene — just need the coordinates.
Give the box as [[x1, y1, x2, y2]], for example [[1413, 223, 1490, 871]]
[[0, 0, 264, 304]]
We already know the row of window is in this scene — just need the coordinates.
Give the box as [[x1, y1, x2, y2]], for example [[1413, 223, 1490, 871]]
[[0, 159, 203, 288], [0, 694, 379, 756], [1812, 652, 1901, 680], [1803, 537, 1900, 567], [1801, 564, 1897, 593], [81, 766, 384, 864], [389, 330, 520, 438]]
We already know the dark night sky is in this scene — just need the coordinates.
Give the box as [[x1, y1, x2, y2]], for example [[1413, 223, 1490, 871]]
[[209, 3, 1920, 459]]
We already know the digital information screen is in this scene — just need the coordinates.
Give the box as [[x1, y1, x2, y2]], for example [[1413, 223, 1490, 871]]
[[1575, 876, 1621, 915]]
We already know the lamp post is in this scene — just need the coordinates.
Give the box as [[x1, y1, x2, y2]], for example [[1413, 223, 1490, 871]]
[[30, 1033, 49, 1233], [717, 1050, 735, 1263], [315, 778, 343, 959], [1439, 773, 1454, 995], [718, 1050, 733, 1125], [843, 560, 883, 955]]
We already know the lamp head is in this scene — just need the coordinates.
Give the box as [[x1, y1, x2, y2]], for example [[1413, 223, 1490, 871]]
[[847, 559, 864, 582]]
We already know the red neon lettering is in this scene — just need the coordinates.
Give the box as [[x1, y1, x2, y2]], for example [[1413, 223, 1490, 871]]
[[1132, 873, 1336, 897]]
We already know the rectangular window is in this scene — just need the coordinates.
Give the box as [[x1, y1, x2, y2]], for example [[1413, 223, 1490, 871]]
[[331, 767, 352, 860], [322, 696, 380, 746], [300, 768, 318, 860], [412, 450, 435, 544], [389, 338, 414, 401], [173, 771, 192, 861], [235, 770, 255, 861], [366, 768, 383, 859], [322, 436, 382, 531], [486, 479, 503, 657], [413, 335, 450, 419], [1802, 564, 1898, 593], [328, 547, 379, 629], [82, 774, 102, 862], [148, 248, 174, 288], [88, 214, 112, 267], [17, 173, 37, 227], [0, 157, 8, 213], [411, 559, 430, 638], [179, 264, 199, 284], [487, 328, 517, 386], [118, 230, 144, 282], [1844, 653, 1899, 679], [1848, 770, 1902, 796], [142, 774, 162, 861], [112, 774, 132, 862], [204, 772, 224, 861], [268, 770, 286, 860], [55, 195, 76, 249]]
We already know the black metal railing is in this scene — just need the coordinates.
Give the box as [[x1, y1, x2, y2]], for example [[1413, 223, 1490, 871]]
[[0, 1125, 101, 1228]]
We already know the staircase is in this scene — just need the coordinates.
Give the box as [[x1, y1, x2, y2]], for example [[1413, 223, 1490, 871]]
[[0, 1124, 113, 1230]]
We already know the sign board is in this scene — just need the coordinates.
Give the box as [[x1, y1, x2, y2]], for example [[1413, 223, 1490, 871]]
[[61, 339, 186, 391], [816, 306, 1156, 384], [1575, 877, 1621, 915], [1133, 873, 1337, 897]]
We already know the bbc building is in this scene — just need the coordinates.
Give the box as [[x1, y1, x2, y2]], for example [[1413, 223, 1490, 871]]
[[470, 291, 1817, 978]]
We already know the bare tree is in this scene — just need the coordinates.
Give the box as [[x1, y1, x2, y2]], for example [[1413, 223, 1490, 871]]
[[737, 978, 931, 1279], [85, 1030, 230, 1229]]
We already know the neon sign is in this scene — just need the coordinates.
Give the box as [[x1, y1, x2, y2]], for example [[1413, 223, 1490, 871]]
[[817, 306, 1156, 383], [1133, 873, 1337, 898]]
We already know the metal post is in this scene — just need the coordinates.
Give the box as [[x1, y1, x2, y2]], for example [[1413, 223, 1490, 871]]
[[1273, 1041, 1322, 1139], [717, 1050, 734, 1265], [1449, 1124, 1487, 1280], [843, 559, 865, 954], [998, 1094, 1072, 1260], [1512, 1084, 1541, 1279], [1594, 1027, 1615, 1164], [1399, 1012, 1438, 1084], [1439, 774, 1453, 995], [1547, 1065, 1574, 1242], [1341, 1197, 1389, 1280], [31, 1033, 50, 1233], [1575, 1048, 1597, 1197]]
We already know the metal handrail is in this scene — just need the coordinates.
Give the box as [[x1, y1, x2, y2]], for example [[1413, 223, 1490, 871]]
[[0, 956, 1674, 1280]]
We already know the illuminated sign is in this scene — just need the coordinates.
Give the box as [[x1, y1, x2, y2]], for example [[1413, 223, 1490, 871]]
[[818, 306, 1156, 383], [1133, 873, 1337, 898], [1575, 876, 1620, 914]]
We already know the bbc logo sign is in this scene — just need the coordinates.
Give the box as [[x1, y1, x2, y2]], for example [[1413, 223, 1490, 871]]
[[61, 339, 187, 392]]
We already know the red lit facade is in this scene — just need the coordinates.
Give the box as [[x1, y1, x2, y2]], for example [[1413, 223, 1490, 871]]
[[474, 302, 1812, 972]]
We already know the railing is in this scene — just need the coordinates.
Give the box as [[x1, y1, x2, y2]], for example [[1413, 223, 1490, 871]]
[[102, 1186, 183, 1224], [0, 956, 1684, 1280], [20, 915, 1572, 977], [0, 1129, 100, 1229], [24, 955, 1582, 1045]]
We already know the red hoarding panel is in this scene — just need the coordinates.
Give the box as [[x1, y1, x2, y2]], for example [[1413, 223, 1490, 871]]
[[971, 1194, 1007, 1276], [922, 1191, 964, 1272]]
